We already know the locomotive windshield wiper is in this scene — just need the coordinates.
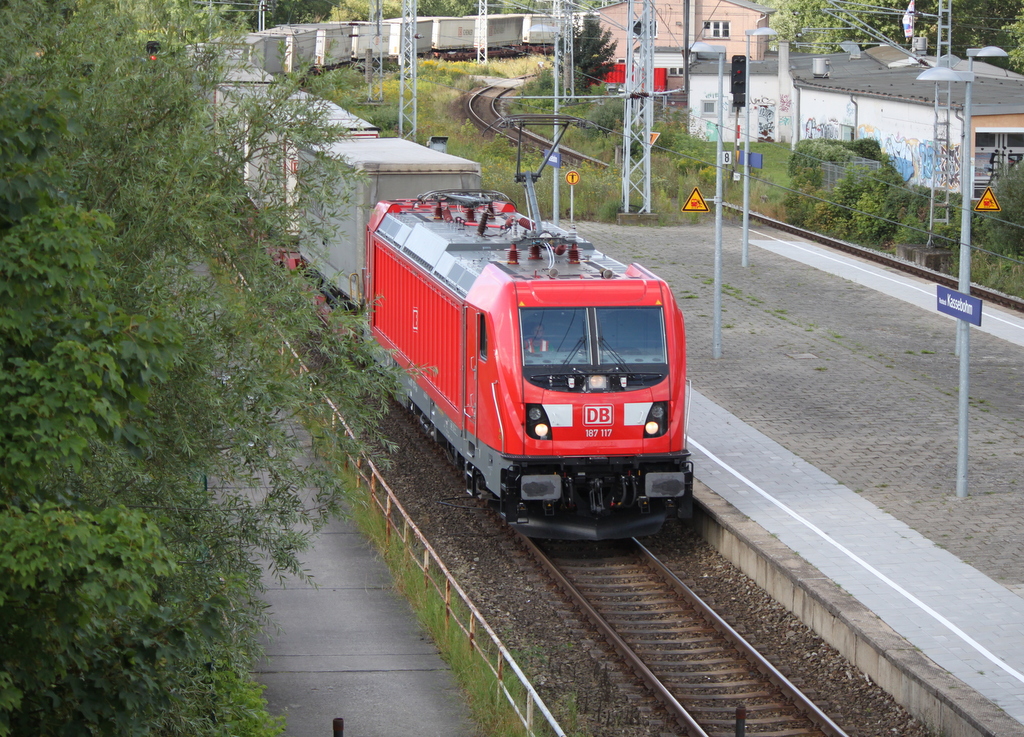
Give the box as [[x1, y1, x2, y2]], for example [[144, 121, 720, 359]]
[[598, 337, 635, 374], [560, 336, 587, 365]]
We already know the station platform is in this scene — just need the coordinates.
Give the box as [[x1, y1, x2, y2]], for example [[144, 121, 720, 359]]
[[582, 218, 1024, 732]]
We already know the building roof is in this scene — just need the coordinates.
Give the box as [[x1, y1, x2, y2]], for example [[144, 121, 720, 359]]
[[688, 43, 1024, 115], [787, 45, 1024, 115]]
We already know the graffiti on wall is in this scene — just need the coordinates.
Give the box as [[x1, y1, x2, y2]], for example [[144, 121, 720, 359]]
[[779, 94, 792, 112], [803, 116, 844, 140], [757, 105, 776, 141], [856, 124, 961, 189]]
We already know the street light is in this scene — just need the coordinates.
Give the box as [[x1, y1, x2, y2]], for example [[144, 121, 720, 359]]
[[742, 27, 777, 267], [915, 45, 1006, 498], [692, 41, 726, 358]]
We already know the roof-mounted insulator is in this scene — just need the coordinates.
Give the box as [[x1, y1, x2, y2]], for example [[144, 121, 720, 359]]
[[465, 207, 476, 223], [528, 244, 542, 260], [477, 211, 490, 237], [433, 202, 443, 220], [568, 243, 580, 265], [507, 242, 520, 265]]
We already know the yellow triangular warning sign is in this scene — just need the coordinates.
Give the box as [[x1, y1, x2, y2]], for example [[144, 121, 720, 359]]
[[975, 187, 1001, 212], [682, 186, 710, 213]]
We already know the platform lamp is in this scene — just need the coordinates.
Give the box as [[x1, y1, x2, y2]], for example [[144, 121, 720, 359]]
[[742, 27, 777, 267], [915, 45, 1006, 498], [691, 41, 727, 358]]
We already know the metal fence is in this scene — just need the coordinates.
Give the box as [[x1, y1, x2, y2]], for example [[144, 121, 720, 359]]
[[822, 156, 882, 189]]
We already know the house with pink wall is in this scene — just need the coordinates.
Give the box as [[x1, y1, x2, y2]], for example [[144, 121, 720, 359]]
[[596, 0, 774, 65]]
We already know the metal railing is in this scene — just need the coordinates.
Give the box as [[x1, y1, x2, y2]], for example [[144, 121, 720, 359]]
[[344, 452, 565, 737], [333, 414, 564, 737], [234, 262, 563, 736]]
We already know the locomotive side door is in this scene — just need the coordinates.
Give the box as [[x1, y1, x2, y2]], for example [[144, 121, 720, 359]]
[[463, 308, 485, 449]]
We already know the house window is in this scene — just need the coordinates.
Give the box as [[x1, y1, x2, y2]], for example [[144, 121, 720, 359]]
[[704, 21, 730, 38], [702, 99, 717, 116], [667, 67, 683, 76]]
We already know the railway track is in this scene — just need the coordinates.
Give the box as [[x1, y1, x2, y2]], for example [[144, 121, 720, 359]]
[[733, 205, 1024, 315], [465, 83, 608, 169], [517, 534, 849, 737]]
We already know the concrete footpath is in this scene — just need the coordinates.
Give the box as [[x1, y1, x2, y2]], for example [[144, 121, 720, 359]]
[[254, 474, 477, 737]]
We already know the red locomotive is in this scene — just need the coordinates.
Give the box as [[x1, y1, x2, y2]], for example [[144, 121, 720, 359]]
[[364, 189, 693, 539]]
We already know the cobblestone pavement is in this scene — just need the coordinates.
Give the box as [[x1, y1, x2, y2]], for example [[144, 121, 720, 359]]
[[578, 217, 1024, 594]]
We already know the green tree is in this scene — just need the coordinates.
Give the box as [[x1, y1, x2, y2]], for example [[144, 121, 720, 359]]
[[767, 0, 1020, 58], [574, 15, 617, 89], [0, 0, 395, 733]]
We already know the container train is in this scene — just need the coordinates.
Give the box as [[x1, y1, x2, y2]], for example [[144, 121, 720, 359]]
[[239, 14, 556, 74], [361, 188, 693, 540]]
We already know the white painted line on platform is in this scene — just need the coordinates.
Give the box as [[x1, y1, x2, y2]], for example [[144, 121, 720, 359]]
[[749, 229, 1024, 348], [689, 435, 1024, 688]]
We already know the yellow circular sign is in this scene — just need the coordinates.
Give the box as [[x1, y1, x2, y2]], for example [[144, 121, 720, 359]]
[[565, 170, 580, 186]]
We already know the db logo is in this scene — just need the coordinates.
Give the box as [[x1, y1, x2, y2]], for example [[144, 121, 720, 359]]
[[583, 406, 613, 426]]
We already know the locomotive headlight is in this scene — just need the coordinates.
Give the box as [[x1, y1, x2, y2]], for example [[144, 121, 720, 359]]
[[643, 402, 669, 438], [525, 404, 552, 440], [588, 375, 608, 391]]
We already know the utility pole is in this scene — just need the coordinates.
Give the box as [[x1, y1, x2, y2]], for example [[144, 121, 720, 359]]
[[399, 0, 418, 138], [366, 0, 384, 103], [477, 0, 488, 63], [621, 0, 655, 214]]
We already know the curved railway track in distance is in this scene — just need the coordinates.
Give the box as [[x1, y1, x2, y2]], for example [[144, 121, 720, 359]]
[[465, 83, 608, 169], [516, 533, 849, 737]]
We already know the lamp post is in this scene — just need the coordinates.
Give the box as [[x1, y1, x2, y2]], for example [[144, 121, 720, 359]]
[[916, 46, 1006, 498], [742, 27, 777, 267], [692, 41, 726, 358]]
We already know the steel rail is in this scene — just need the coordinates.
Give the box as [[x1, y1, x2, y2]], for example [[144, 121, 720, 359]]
[[633, 539, 849, 737], [732, 204, 1024, 315], [518, 532, 852, 737], [466, 84, 608, 169], [515, 534, 711, 737]]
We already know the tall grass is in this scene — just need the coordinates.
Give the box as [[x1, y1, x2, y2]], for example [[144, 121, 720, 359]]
[[343, 472, 571, 737]]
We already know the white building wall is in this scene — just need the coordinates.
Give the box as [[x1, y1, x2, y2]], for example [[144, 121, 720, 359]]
[[797, 88, 964, 190], [687, 71, 782, 144]]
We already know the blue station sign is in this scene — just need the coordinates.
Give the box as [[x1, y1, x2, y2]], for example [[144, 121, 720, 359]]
[[937, 285, 983, 326]]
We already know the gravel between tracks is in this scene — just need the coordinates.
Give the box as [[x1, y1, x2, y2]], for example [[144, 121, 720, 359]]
[[375, 403, 933, 737]]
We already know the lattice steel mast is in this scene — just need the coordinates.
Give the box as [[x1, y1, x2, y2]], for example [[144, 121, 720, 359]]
[[366, 0, 384, 103], [399, 0, 418, 138], [621, 0, 655, 213]]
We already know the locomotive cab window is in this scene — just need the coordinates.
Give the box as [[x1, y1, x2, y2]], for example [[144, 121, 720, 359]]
[[521, 307, 589, 365], [520, 307, 669, 391], [595, 307, 666, 365]]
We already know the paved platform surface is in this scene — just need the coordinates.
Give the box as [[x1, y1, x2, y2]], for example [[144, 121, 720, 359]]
[[582, 217, 1024, 727], [255, 483, 477, 737]]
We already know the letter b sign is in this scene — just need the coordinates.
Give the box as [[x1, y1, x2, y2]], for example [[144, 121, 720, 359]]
[[584, 406, 613, 426]]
